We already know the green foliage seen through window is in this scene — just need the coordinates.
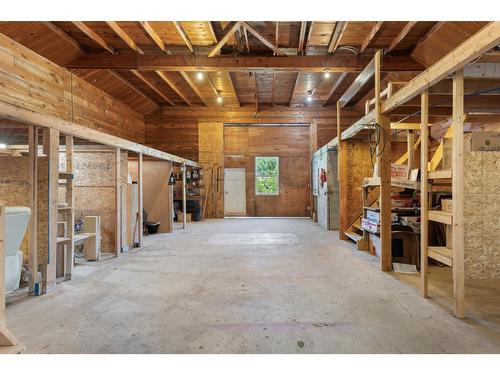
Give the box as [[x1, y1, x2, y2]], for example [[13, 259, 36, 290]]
[[255, 157, 279, 195]]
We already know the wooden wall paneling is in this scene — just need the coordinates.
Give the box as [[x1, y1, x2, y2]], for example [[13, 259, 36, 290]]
[[309, 122, 317, 217], [115, 148, 121, 256], [142, 160, 173, 233], [337, 102, 348, 240], [28, 126, 38, 293], [138, 153, 143, 246]]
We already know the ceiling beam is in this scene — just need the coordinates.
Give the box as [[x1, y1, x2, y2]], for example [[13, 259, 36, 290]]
[[360, 21, 384, 54], [107, 69, 159, 109], [106, 21, 144, 54], [289, 72, 300, 106], [72, 21, 116, 54], [254, 73, 259, 112], [275, 22, 279, 52], [66, 54, 423, 73], [323, 72, 348, 106], [173, 22, 194, 53], [339, 56, 376, 107], [241, 22, 286, 56], [386, 21, 417, 55], [328, 21, 348, 54], [140, 21, 167, 53], [156, 70, 192, 106], [304, 22, 314, 54], [298, 22, 307, 55], [179, 71, 208, 106], [271, 72, 276, 106], [383, 22, 500, 114], [242, 25, 250, 54], [227, 72, 241, 107], [131, 70, 175, 106], [207, 22, 218, 44], [208, 21, 242, 57], [42, 22, 84, 54], [206, 73, 220, 97]]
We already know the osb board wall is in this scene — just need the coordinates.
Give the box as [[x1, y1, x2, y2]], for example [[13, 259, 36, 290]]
[[60, 150, 122, 253], [224, 125, 310, 217], [345, 142, 372, 226], [128, 159, 173, 233], [145, 106, 363, 161], [464, 151, 500, 279], [0, 32, 145, 143], [0, 155, 48, 263], [199, 122, 224, 218]]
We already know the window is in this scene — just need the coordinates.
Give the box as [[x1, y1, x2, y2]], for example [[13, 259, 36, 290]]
[[255, 156, 279, 195]]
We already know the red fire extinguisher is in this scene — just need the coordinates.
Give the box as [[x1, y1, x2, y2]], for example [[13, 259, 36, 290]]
[[319, 168, 327, 188]]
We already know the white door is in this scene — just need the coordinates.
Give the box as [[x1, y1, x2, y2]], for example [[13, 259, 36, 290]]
[[224, 168, 246, 216]]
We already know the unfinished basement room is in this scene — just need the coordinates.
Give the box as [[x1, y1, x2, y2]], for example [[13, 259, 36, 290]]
[[1, 1, 500, 372]]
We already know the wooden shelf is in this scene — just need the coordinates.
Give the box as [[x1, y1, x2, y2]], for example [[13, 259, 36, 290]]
[[58, 171, 73, 179], [428, 210, 452, 225], [58, 206, 73, 212], [363, 177, 420, 190], [428, 246, 453, 267], [364, 206, 420, 212], [428, 169, 452, 179], [56, 237, 72, 244], [344, 231, 363, 242]]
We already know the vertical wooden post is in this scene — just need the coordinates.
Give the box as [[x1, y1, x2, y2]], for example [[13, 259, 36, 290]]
[[43, 128, 59, 292], [182, 163, 187, 229], [64, 135, 74, 281], [0, 206, 6, 326], [337, 101, 348, 240], [375, 50, 392, 272], [420, 91, 429, 297], [115, 148, 121, 256], [407, 130, 415, 169], [28, 126, 38, 293], [137, 153, 143, 247], [309, 121, 318, 218], [452, 70, 465, 318]]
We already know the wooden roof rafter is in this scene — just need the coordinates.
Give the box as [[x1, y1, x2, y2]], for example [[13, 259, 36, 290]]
[[386, 21, 417, 55], [140, 21, 168, 53], [208, 21, 242, 57], [106, 21, 144, 54], [226, 72, 241, 107], [243, 25, 250, 54], [179, 71, 209, 106], [173, 21, 194, 53], [410, 21, 445, 56], [42, 22, 85, 54], [289, 72, 301, 106], [298, 21, 307, 55], [241, 22, 286, 56], [360, 21, 384, 54], [323, 72, 348, 106], [207, 22, 218, 44], [72, 21, 116, 54], [106, 69, 160, 110], [131, 69, 175, 106], [271, 72, 276, 106], [328, 21, 348, 54], [156, 70, 192, 106], [275, 22, 279, 52]]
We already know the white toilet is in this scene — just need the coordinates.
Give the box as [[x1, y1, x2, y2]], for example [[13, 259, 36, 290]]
[[4, 207, 31, 293]]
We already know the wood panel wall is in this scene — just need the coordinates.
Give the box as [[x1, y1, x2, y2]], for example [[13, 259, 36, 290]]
[[224, 125, 310, 217], [145, 106, 363, 161], [0, 32, 145, 143]]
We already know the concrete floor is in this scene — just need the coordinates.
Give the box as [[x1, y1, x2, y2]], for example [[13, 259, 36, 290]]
[[6, 218, 500, 353]]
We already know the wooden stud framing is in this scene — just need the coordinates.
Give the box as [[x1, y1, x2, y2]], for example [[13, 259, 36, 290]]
[[242, 22, 287, 56], [182, 163, 187, 229], [407, 130, 415, 169], [137, 153, 143, 247], [386, 21, 417, 55], [64, 135, 74, 281], [360, 22, 384, 54], [156, 70, 192, 106], [131, 70, 175, 106], [275, 22, 279, 52], [140, 21, 167, 53], [337, 101, 348, 241], [208, 21, 242, 57], [28, 126, 38, 293], [243, 26, 250, 54], [115, 148, 121, 256], [420, 90, 429, 298], [173, 22, 194, 53], [328, 21, 348, 54], [207, 22, 218, 44], [72, 21, 116, 54], [452, 70, 465, 319], [298, 22, 307, 55], [106, 21, 144, 54]]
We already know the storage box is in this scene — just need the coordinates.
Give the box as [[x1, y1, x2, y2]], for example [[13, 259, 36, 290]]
[[391, 198, 414, 207], [366, 210, 398, 223], [177, 211, 192, 222], [391, 163, 410, 179], [441, 199, 453, 213], [362, 218, 380, 233]]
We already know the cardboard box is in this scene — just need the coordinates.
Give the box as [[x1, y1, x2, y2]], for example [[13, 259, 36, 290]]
[[391, 198, 414, 207], [366, 210, 398, 223], [443, 132, 500, 169], [391, 163, 410, 179], [441, 199, 453, 213], [361, 218, 380, 233], [177, 211, 192, 222]]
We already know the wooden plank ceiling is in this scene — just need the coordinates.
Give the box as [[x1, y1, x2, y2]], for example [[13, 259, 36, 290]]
[[0, 21, 498, 118]]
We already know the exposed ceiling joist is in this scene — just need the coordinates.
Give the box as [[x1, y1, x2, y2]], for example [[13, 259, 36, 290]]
[[42, 22, 84, 54], [304, 21, 314, 54], [156, 70, 192, 106], [360, 21, 384, 54], [289, 72, 301, 106], [271, 72, 276, 106], [207, 22, 218, 44], [386, 21, 417, 55], [179, 71, 208, 106], [72, 21, 116, 54], [106, 21, 144, 54], [208, 21, 242, 57], [131, 69, 175, 106], [328, 21, 348, 54], [410, 21, 445, 55], [241, 22, 286, 56], [275, 22, 279, 51], [140, 21, 167, 53], [173, 22, 194, 53], [298, 22, 307, 55], [66, 54, 423, 73], [323, 72, 348, 106], [242, 25, 250, 54], [107, 69, 159, 109], [227, 72, 241, 107]]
